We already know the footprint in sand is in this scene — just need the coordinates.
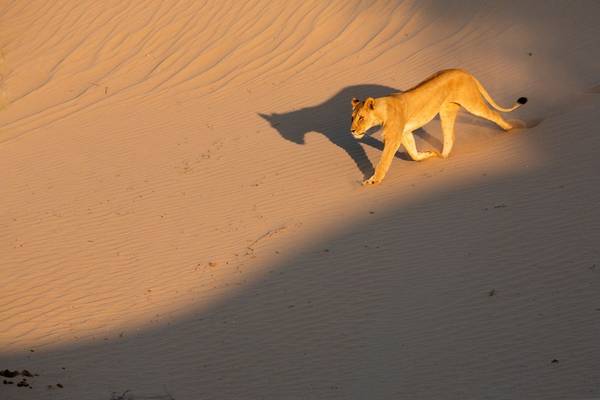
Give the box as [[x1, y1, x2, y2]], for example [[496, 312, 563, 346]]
[[509, 117, 544, 129]]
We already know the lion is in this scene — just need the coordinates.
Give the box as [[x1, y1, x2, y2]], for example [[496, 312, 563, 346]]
[[351, 69, 527, 185]]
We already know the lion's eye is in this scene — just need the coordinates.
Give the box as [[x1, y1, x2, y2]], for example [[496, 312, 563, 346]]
[[359, 116, 364, 121]]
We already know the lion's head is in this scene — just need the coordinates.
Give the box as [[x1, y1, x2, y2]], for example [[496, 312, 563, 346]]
[[350, 97, 379, 139]]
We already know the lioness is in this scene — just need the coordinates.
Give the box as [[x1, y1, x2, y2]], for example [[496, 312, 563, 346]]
[[351, 69, 527, 185]]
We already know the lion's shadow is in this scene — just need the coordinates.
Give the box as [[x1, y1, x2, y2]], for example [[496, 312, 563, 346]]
[[258, 84, 441, 179]]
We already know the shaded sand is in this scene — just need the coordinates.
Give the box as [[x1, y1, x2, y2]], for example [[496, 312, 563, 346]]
[[1, 1, 599, 399]]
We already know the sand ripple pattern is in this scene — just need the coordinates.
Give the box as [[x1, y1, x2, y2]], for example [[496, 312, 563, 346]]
[[1, 1, 599, 399]]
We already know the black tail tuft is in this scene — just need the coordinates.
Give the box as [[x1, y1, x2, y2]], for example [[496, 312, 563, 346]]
[[517, 97, 528, 105]]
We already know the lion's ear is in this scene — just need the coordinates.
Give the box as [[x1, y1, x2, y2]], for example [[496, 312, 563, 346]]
[[365, 97, 375, 110], [351, 97, 360, 109]]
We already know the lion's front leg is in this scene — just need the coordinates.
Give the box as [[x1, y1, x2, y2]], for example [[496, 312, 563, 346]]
[[363, 131, 402, 186]]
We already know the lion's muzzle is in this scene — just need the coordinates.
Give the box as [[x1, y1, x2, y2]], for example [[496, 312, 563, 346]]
[[351, 128, 365, 139]]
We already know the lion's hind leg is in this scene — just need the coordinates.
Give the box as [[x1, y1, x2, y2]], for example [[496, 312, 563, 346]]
[[440, 102, 460, 158], [461, 94, 513, 131]]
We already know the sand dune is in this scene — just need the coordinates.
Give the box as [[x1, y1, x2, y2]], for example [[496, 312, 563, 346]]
[[1, 1, 599, 399]]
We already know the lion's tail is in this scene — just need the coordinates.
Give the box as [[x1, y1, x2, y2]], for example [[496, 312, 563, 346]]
[[473, 77, 527, 112]]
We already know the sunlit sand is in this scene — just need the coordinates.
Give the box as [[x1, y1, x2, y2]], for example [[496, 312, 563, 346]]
[[1, 1, 598, 399]]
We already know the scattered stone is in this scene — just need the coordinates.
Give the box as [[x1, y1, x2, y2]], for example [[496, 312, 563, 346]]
[[489, 289, 496, 297], [57, 383, 64, 388], [208, 261, 218, 267], [16, 379, 30, 388], [551, 359, 559, 364], [1, 369, 38, 388], [0, 369, 19, 378], [494, 204, 507, 209], [110, 390, 131, 400], [528, 52, 533, 56]]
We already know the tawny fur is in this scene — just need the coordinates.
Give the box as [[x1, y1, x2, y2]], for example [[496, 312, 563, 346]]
[[351, 69, 527, 185]]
